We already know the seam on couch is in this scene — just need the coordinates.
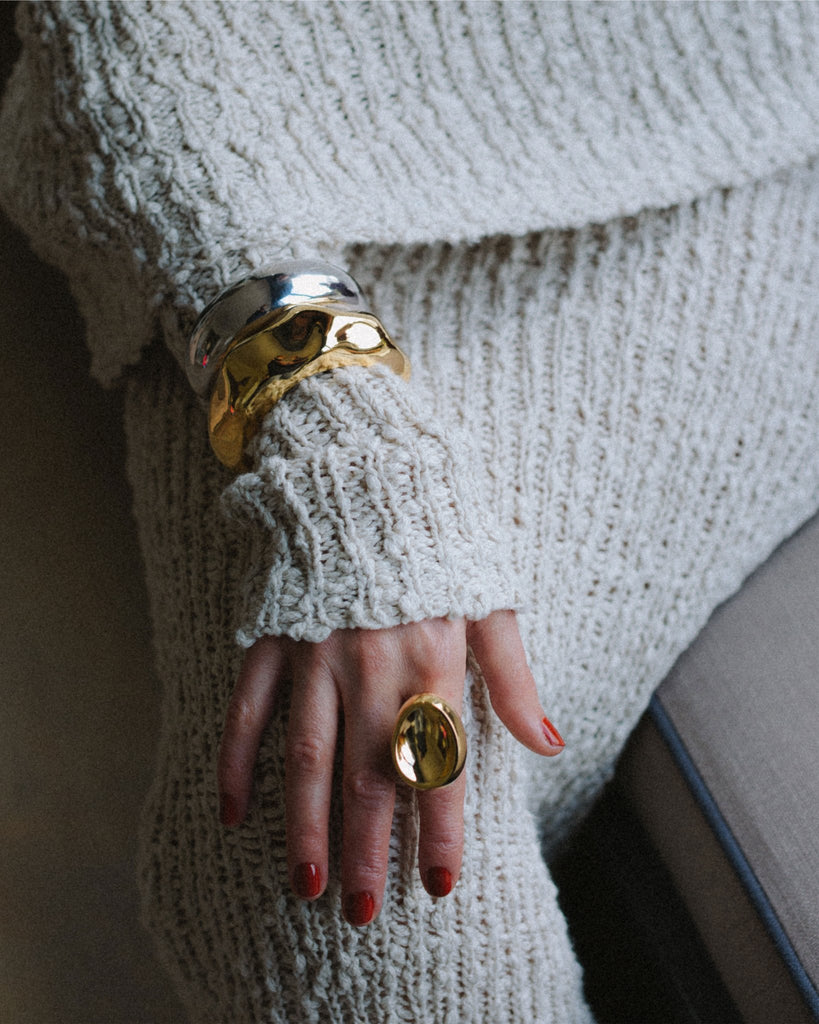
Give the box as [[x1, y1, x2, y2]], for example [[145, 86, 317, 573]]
[[649, 694, 819, 1020]]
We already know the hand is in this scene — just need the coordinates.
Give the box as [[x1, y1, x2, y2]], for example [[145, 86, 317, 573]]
[[217, 609, 563, 926]]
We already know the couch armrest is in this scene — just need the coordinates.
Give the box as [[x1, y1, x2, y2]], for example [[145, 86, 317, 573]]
[[619, 512, 819, 1023]]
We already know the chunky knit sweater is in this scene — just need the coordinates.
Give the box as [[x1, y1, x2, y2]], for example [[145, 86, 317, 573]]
[[3, 3, 819, 1022]]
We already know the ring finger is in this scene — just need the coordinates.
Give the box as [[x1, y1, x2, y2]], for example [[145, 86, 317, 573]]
[[417, 768, 466, 897]]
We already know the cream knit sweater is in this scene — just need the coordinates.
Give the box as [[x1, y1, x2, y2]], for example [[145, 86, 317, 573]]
[[3, 3, 819, 1022]]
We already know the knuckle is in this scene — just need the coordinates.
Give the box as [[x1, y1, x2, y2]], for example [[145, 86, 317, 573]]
[[299, 643, 333, 679], [350, 856, 386, 886], [412, 626, 466, 681], [224, 696, 260, 737], [343, 766, 392, 810], [355, 642, 390, 681], [415, 663, 450, 690], [425, 831, 463, 862], [289, 821, 326, 851], [288, 735, 327, 776]]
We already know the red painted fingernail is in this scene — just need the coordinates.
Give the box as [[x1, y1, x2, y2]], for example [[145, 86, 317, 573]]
[[343, 891, 375, 926], [293, 863, 322, 900], [220, 793, 242, 827], [426, 866, 453, 897], [542, 716, 565, 750]]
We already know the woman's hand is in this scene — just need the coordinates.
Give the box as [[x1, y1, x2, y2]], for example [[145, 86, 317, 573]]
[[217, 609, 563, 926]]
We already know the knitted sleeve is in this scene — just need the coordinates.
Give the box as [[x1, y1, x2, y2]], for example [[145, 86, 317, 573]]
[[0, 2, 521, 646], [224, 367, 516, 645], [2, 3, 819, 386], [2, 1, 818, 644]]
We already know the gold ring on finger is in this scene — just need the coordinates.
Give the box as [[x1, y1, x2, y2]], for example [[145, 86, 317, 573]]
[[391, 693, 467, 790]]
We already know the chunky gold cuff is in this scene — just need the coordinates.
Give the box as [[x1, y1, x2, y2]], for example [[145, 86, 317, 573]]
[[188, 261, 410, 471]]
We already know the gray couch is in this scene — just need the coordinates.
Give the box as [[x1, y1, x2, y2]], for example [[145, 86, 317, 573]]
[[554, 512, 819, 1023], [622, 511, 819, 1022]]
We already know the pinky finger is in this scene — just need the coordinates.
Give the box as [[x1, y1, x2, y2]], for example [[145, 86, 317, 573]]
[[218, 636, 286, 827]]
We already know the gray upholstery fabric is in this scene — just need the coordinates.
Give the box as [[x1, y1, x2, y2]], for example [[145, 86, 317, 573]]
[[620, 717, 816, 1023], [622, 512, 819, 1021]]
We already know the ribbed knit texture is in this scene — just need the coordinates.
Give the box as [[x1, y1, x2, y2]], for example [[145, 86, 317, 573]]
[[226, 366, 516, 644], [4, 3, 819, 1022], [124, 164, 819, 1021], [2, 2, 819, 384], [125, 347, 590, 1024], [345, 171, 819, 849]]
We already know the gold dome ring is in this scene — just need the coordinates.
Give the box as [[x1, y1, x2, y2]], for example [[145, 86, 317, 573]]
[[391, 694, 467, 790]]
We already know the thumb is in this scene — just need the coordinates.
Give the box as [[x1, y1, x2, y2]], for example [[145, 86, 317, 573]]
[[467, 610, 564, 757]]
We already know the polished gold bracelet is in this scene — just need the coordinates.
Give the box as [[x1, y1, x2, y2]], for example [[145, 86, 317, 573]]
[[188, 260, 411, 471]]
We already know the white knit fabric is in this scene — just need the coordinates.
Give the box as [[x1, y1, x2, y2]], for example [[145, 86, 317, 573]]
[[2, 2, 819, 385], [3, 2, 819, 1022], [226, 366, 516, 644]]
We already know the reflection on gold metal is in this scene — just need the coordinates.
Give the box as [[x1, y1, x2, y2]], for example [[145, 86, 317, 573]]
[[391, 694, 467, 790], [208, 303, 410, 471]]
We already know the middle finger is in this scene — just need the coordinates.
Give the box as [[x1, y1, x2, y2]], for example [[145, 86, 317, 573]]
[[340, 689, 397, 926]]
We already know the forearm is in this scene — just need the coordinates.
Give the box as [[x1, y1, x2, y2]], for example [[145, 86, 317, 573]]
[[224, 364, 517, 645]]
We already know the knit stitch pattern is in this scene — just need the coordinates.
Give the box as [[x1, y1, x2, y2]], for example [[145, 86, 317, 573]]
[[123, 164, 819, 1021], [2, 2, 819, 383], [225, 366, 516, 644], [347, 169, 819, 850], [4, 3, 819, 1022], [126, 346, 590, 1024]]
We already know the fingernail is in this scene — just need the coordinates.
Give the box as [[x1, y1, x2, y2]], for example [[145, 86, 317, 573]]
[[220, 793, 241, 827], [541, 715, 565, 750], [426, 866, 453, 897], [293, 862, 322, 900], [343, 891, 375, 927]]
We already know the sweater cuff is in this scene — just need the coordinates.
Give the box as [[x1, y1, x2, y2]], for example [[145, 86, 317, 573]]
[[222, 365, 517, 645]]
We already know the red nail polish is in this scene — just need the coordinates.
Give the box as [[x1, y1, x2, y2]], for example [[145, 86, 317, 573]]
[[293, 863, 322, 900], [541, 716, 565, 749], [426, 866, 453, 897], [343, 891, 375, 926], [220, 793, 241, 827]]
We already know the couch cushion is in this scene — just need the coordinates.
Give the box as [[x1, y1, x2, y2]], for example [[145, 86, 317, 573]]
[[620, 512, 819, 1022]]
